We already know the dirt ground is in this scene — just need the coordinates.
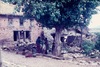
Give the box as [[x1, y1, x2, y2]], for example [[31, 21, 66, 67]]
[[0, 50, 100, 67]]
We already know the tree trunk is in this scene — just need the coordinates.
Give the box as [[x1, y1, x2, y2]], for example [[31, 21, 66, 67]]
[[53, 27, 62, 56]]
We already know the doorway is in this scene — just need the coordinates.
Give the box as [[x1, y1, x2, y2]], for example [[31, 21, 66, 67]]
[[13, 30, 31, 41]]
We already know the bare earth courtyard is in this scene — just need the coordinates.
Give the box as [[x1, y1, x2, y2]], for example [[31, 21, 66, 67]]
[[0, 50, 99, 67]]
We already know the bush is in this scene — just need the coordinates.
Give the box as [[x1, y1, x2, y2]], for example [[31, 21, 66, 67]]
[[89, 49, 100, 58], [95, 33, 100, 51], [82, 40, 95, 55]]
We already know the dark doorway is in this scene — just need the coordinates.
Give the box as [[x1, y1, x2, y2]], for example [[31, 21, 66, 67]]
[[13, 30, 31, 41], [13, 31, 19, 41], [26, 31, 31, 40]]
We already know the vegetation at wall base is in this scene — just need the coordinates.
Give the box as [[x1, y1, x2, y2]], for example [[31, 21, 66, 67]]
[[82, 40, 95, 55]]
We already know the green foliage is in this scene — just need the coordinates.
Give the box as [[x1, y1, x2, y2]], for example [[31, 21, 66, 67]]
[[81, 33, 100, 58], [82, 40, 95, 55], [95, 33, 100, 51]]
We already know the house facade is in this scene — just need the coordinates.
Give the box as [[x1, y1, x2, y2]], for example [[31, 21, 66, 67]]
[[0, 14, 42, 45]]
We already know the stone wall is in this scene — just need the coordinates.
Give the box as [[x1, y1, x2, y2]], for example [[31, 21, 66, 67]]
[[0, 16, 42, 45], [30, 20, 42, 43]]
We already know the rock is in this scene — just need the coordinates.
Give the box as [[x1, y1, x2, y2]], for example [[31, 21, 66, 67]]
[[97, 62, 100, 65], [68, 46, 81, 53], [63, 54, 73, 60], [63, 53, 84, 60], [89, 61, 98, 65], [78, 60, 89, 65], [72, 53, 84, 58]]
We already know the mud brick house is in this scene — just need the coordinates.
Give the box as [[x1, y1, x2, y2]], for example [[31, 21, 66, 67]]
[[0, 14, 43, 44], [0, 1, 42, 45], [50, 27, 95, 47], [0, 14, 42, 44]]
